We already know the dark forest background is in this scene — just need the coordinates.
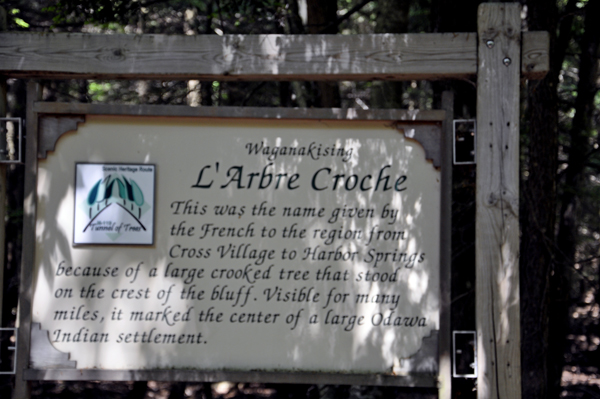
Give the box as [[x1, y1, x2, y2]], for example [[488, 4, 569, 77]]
[[0, 0, 599, 398]]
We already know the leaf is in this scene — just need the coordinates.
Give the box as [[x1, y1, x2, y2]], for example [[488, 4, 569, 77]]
[[129, 179, 145, 206], [104, 180, 115, 200], [14, 18, 30, 28], [87, 179, 102, 205], [116, 178, 127, 200], [122, 176, 135, 202]]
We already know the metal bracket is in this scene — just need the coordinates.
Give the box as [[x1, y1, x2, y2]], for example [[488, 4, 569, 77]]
[[453, 119, 476, 165], [0, 327, 17, 374], [452, 330, 477, 378], [0, 117, 23, 163]]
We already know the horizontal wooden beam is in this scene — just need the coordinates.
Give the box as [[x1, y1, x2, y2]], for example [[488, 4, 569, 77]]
[[32, 102, 445, 121], [522, 31, 550, 80], [24, 368, 437, 387], [0, 32, 547, 81]]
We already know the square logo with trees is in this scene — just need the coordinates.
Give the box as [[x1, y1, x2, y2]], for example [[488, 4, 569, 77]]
[[73, 163, 155, 245]]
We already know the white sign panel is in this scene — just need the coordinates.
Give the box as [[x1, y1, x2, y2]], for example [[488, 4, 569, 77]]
[[32, 116, 440, 373], [73, 163, 155, 245]]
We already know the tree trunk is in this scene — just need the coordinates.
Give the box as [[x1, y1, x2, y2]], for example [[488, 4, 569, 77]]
[[306, 0, 340, 108], [553, 1, 600, 397], [522, 1, 585, 398], [371, 0, 410, 109], [520, 0, 565, 397], [126, 381, 148, 399], [199, 1, 214, 106], [282, 0, 308, 107]]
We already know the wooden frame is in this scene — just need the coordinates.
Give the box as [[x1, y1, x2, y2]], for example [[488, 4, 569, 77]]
[[20, 101, 451, 390]]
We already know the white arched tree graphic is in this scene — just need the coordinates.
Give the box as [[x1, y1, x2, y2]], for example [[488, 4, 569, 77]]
[[83, 174, 147, 232]]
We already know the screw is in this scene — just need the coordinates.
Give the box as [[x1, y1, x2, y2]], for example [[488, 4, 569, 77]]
[[486, 40, 494, 48], [503, 57, 511, 66]]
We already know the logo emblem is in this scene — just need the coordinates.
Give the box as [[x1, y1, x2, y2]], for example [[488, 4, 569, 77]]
[[84, 174, 147, 232], [74, 164, 155, 245]]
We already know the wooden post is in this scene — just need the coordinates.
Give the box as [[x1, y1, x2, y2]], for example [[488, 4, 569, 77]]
[[13, 81, 41, 399], [476, 3, 521, 399], [0, 5, 6, 329], [438, 91, 453, 399]]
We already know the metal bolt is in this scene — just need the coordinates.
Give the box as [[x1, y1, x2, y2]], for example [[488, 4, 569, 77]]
[[486, 40, 494, 48], [503, 57, 511, 66]]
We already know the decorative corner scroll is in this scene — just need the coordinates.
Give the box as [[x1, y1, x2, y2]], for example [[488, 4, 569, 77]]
[[396, 330, 439, 375], [39, 116, 85, 159], [395, 123, 441, 168], [30, 322, 77, 369]]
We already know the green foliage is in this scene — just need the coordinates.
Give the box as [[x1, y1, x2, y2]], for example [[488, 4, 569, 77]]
[[87, 81, 111, 102], [42, 0, 138, 28], [9, 8, 29, 27]]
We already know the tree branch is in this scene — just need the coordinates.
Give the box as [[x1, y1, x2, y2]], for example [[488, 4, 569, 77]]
[[319, 0, 372, 33], [553, 0, 578, 73], [575, 254, 600, 265]]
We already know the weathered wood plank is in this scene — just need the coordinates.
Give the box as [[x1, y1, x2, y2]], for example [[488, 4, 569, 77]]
[[23, 368, 438, 387], [0, 3, 7, 344], [33, 102, 446, 121], [30, 323, 77, 369], [0, 31, 545, 81], [0, 32, 477, 80], [476, 3, 522, 399], [438, 91, 453, 399], [522, 31, 550, 80], [38, 115, 85, 158], [13, 81, 41, 399]]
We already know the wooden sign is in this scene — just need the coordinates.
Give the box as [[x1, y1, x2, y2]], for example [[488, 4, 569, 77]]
[[10, 6, 546, 396], [26, 106, 446, 386]]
